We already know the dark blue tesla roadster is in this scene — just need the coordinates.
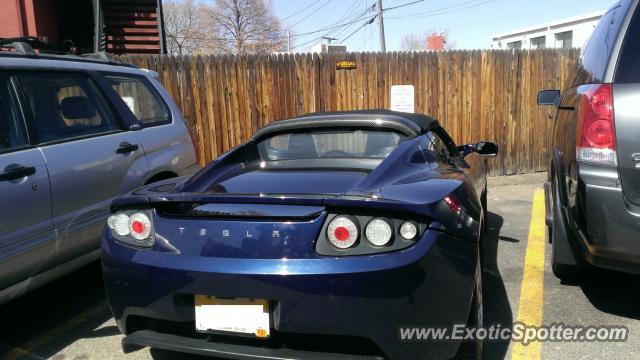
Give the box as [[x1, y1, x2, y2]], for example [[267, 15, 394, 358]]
[[102, 110, 497, 360]]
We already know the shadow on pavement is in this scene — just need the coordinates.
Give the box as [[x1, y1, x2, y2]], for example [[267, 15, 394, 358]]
[[0, 261, 113, 359], [482, 212, 513, 360], [151, 348, 215, 360], [579, 268, 640, 320]]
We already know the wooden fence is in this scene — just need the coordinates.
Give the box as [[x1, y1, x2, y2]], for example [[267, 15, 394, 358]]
[[116, 49, 578, 176]]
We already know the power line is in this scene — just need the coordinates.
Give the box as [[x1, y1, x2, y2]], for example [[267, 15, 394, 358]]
[[363, 22, 377, 51], [289, 4, 375, 50], [291, 0, 335, 27], [382, 0, 426, 11], [281, 0, 324, 21], [387, 0, 498, 20], [286, 0, 433, 51], [288, 11, 373, 38], [340, 15, 377, 44], [332, 7, 374, 39]]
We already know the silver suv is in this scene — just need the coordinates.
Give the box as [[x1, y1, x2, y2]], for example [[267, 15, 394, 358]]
[[0, 49, 198, 304]]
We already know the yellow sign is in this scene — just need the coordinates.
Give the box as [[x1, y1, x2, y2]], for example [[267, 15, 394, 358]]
[[336, 60, 357, 70]]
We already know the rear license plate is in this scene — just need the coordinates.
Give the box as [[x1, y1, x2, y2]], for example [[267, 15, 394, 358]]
[[194, 296, 270, 338]]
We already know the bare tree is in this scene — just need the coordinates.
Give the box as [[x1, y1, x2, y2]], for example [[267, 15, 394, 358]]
[[399, 30, 455, 51], [164, 0, 223, 54], [400, 32, 427, 51], [213, 0, 286, 54]]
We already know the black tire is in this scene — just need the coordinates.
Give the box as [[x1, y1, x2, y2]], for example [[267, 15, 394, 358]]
[[550, 179, 582, 280], [454, 247, 483, 360], [480, 187, 488, 261], [481, 186, 488, 214]]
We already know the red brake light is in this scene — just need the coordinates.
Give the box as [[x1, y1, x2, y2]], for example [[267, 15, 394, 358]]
[[128, 212, 152, 240], [131, 220, 145, 234], [444, 195, 461, 214], [327, 216, 359, 249], [334, 226, 350, 241], [576, 84, 617, 165], [577, 84, 615, 149]]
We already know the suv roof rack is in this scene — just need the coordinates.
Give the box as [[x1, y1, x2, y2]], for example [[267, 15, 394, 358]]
[[0, 38, 138, 69], [1, 42, 38, 56]]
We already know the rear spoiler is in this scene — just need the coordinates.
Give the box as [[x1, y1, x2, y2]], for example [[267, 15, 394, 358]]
[[111, 178, 479, 242]]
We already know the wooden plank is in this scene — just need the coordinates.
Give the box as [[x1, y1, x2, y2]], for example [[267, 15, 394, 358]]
[[127, 50, 578, 174]]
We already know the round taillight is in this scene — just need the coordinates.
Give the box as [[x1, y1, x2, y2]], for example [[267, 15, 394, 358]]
[[327, 216, 358, 249], [128, 212, 151, 240], [107, 215, 117, 230], [365, 218, 392, 246], [585, 119, 614, 148], [400, 221, 418, 240], [111, 213, 130, 236]]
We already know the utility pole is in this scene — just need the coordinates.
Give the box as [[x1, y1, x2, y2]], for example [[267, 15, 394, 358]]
[[376, 0, 386, 52]]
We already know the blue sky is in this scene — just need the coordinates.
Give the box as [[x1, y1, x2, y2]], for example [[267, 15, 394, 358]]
[[272, 0, 614, 51]]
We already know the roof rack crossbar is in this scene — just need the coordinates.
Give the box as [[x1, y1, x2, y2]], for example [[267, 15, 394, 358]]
[[81, 52, 111, 61], [2, 42, 37, 56]]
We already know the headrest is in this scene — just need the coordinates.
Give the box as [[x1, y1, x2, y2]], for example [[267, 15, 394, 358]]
[[59, 96, 97, 120]]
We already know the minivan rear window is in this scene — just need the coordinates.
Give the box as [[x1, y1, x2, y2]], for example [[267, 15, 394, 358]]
[[574, 7, 618, 84], [615, 4, 640, 82]]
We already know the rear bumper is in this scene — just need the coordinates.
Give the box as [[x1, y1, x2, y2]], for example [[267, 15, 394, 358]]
[[576, 164, 640, 274], [123, 330, 381, 360], [102, 228, 478, 360]]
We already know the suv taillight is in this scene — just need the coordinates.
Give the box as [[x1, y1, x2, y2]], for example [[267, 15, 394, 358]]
[[576, 84, 617, 166]]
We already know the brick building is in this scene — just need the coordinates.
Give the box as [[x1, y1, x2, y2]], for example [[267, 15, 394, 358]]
[[0, 0, 166, 54]]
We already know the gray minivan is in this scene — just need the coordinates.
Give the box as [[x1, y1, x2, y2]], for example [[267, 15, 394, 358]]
[[539, 0, 640, 279], [0, 49, 198, 305]]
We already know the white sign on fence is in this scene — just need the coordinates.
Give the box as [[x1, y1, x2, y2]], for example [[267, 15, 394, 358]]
[[390, 85, 415, 113]]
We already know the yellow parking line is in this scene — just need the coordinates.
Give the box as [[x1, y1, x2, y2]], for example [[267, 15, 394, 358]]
[[0, 301, 108, 360], [511, 189, 546, 360]]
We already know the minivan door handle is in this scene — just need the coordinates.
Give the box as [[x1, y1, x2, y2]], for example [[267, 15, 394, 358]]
[[0, 165, 36, 181], [116, 142, 139, 154]]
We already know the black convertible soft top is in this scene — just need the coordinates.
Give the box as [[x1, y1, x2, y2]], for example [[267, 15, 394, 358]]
[[250, 109, 439, 141]]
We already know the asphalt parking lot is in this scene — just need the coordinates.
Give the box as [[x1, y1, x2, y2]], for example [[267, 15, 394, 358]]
[[1, 172, 639, 360]]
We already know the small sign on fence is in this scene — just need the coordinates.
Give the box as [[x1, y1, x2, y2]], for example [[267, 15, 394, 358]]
[[390, 85, 415, 113], [336, 60, 357, 70]]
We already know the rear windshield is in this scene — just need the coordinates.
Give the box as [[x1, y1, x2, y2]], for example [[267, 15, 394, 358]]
[[258, 130, 406, 161], [615, 4, 640, 82]]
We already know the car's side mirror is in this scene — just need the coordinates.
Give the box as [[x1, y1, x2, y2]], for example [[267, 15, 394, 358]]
[[457, 142, 499, 158], [476, 142, 498, 157], [537, 89, 560, 106]]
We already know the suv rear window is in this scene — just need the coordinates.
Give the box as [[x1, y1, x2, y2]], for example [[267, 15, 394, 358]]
[[105, 75, 171, 126], [615, 4, 640, 82]]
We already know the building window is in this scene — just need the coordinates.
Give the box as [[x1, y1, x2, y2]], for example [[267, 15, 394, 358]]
[[555, 31, 573, 48], [507, 41, 522, 49], [530, 36, 546, 49]]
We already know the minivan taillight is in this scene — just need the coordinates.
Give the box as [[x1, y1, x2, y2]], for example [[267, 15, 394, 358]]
[[576, 84, 617, 166]]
